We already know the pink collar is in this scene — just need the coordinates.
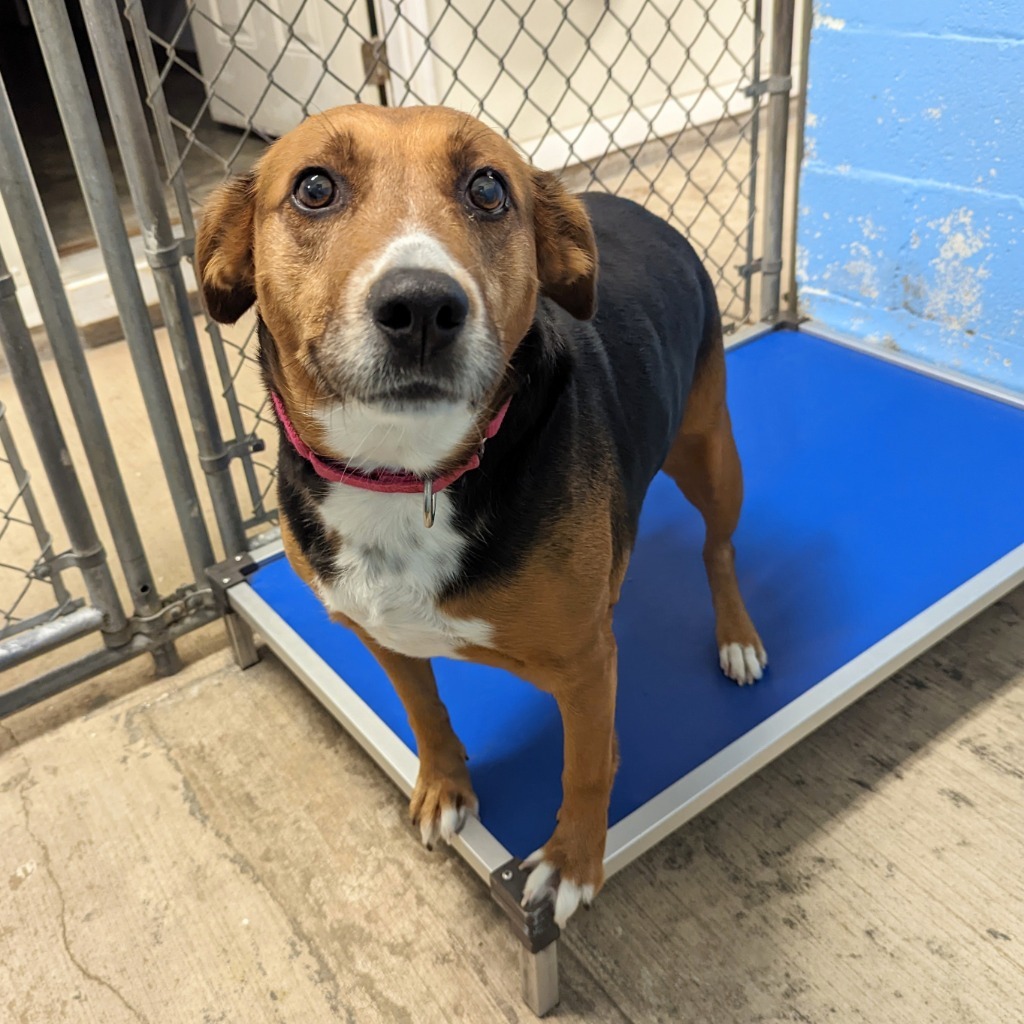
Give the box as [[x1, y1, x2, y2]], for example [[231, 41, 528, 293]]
[[270, 390, 510, 496]]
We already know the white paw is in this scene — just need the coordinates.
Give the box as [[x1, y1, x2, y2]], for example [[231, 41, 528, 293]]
[[520, 849, 596, 927], [719, 642, 767, 685], [418, 795, 478, 849]]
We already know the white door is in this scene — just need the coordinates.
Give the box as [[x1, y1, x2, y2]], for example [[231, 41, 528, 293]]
[[190, 0, 381, 137]]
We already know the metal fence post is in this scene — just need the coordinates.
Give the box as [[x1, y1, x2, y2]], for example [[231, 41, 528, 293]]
[[123, 0, 272, 528], [123, 0, 270, 528], [24, 0, 218, 588], [0, 76, 180, 672], [78, 0, 248, 560], [759, 0, 796, 322], [0, 241, 129, 644], [786, 0, 814, 320], [742, 0, 765, 322]]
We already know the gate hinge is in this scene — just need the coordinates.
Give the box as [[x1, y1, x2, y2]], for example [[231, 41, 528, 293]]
[[738, 257, 782, 279], [744, 74, 793, 99], [361, 36, 390, 87], [199, 434, 266, 475], [490, 859, 560, 954], [128, 584, 217, 638], [144, 240, 184, 270], [48, 544, 108, 574]]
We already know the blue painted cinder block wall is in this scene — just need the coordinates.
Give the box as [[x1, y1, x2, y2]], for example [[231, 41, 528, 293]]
[[797, 1, 1023, 390]]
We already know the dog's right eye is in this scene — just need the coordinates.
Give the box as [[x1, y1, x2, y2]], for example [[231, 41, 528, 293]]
[[293, 169, 337, 210]]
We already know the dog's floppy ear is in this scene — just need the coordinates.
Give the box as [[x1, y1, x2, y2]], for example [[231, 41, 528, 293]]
[[195, 172, 257, 324], [531, 170, 597, 320]]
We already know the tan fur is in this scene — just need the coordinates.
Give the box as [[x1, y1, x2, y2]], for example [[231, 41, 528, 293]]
[[346, 632, 476, 840], [663, 342, 765, 659], [279, 516, 317, 589], [194, 173, 257, 324], [195, 105, 596, 461], [442, 480, 622, 891]]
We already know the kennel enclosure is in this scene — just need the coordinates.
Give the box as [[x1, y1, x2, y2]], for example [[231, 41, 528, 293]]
[[2, 0, 1023, 1016]]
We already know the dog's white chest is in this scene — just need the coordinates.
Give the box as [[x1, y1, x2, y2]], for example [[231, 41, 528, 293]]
[[316, 486, 493, 659]]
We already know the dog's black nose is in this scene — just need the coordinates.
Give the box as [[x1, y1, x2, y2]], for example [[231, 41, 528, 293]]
[[369, 269, 469, 359]]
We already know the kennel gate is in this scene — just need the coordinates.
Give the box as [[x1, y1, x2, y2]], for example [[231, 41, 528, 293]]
[[4, 0, 1023, 1017]]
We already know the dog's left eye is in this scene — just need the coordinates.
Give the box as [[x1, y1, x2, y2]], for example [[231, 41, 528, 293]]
[[467, 170, 508, 213], [293, 169, 337, 210]]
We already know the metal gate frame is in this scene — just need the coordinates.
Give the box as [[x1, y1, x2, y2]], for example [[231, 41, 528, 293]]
[[0, 0, 799, 1013], [0, 0, 272, 714]]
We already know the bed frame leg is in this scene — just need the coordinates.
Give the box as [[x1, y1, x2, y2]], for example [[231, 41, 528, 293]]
[[491, 859, 561, 1017], [206, 554, 260, 669], [520, 943, 559, 1017], [224, 612, 259, 669]]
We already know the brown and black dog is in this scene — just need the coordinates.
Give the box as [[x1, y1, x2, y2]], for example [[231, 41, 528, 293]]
[[196, 104, 766, 926]]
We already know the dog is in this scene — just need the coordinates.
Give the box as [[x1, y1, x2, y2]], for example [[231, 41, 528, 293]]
[[196, 104, 766, 926]]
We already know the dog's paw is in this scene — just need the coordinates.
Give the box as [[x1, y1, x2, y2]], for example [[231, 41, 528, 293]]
[[409, 761, 478, 850], [719, 641, 768, 685], [521, 842, 603, 927]]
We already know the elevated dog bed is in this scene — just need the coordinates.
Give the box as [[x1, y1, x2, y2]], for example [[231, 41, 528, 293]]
[[224, 325, 1024, 1014]]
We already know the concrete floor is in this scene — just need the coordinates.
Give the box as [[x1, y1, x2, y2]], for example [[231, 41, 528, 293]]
[[1, 583, 1022, 1022]]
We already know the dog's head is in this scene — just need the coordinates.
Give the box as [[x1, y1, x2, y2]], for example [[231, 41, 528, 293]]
[[196, 104, 596, 472]]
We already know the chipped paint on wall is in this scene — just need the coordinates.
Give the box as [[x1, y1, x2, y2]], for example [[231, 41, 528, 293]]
[[843, 242, 880, 301], [813, 13, 845, 31], [858, 216, 883, 241], [798, 0, 1024, 391], [924, 209, 991, 334]]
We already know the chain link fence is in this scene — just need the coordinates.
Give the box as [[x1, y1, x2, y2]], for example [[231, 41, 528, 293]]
[[125, 0, 768, 531], [0, 401, 75, 640], [1, 0, 792, 709]]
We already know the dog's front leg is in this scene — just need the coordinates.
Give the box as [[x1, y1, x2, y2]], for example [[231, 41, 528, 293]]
[[358, 633, 478, 848], [522, 626, 618, 926]]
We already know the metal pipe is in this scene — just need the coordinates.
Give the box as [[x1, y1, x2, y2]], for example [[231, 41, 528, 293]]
[[0, 241, 129, 640], [0, 605, 106, 674], [121, 0, 266, 524], [121, 0, 199, 243], [78, 0, 248, 558], [0, 74, 169, 624], [0, 603, 221, 718], [786, 0, 814, 321], [24, 0, 218, 583], [743, 0, 764, 322], [759, 0, 796, 322]]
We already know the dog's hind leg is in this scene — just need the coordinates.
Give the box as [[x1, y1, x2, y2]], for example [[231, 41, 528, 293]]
[[662, 339, 767, 685]]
